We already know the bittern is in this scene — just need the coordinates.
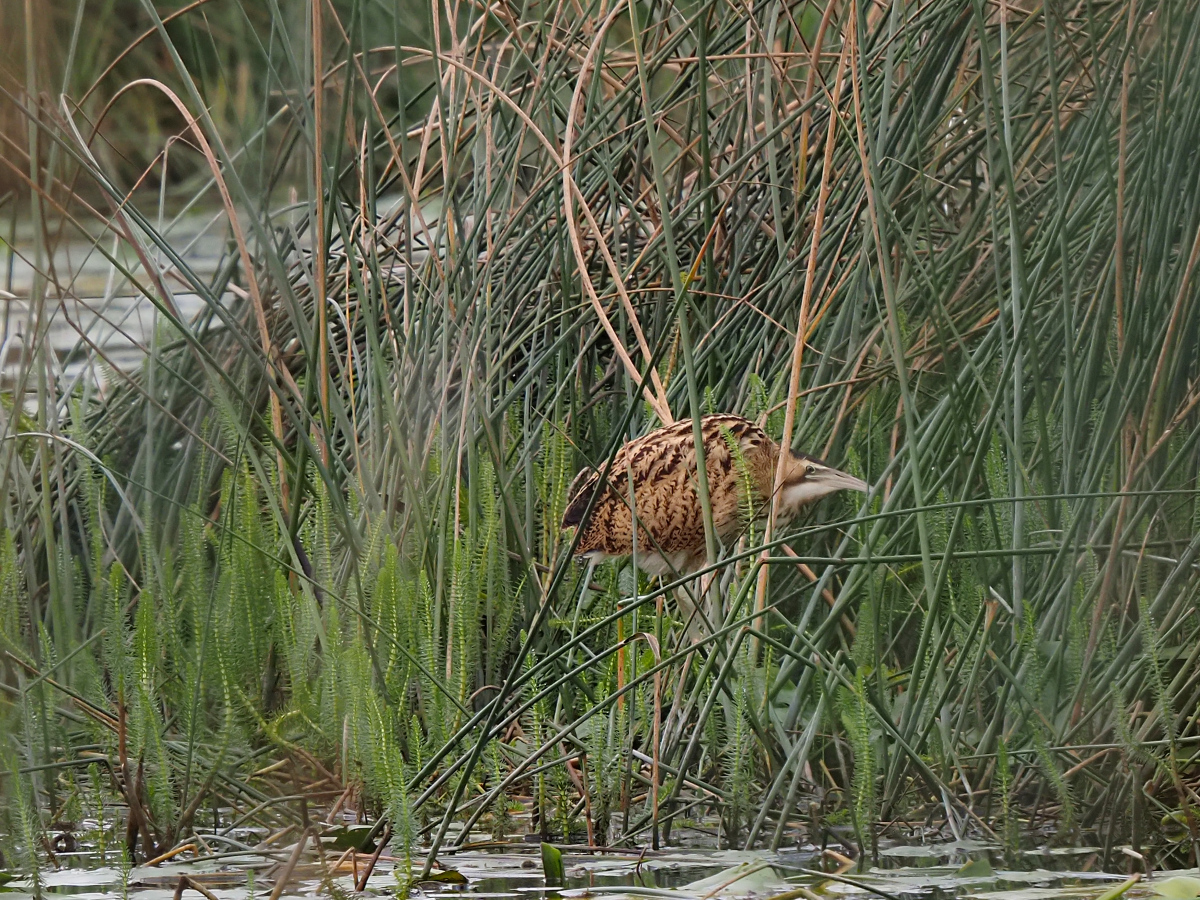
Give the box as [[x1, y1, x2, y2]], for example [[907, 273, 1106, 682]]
[[561, 414, 868, 578]]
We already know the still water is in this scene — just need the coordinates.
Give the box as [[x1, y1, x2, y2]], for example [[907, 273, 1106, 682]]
[[1, 210, 228, 393], [6, 836, 1187, 900]]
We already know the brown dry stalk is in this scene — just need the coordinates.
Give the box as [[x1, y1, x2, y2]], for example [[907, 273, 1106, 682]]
[[563, 0, 674, 424], [173, 876, 221, 900], [754, 35, 850, 640], [313, 0, 330, 467], [79, 0, 220, 105], [267, 830, 310, 900], [318, 8, 445, 283], [355, 824, 392, 891], [75, 79, 294, 493], [798, 0, 841, 188]]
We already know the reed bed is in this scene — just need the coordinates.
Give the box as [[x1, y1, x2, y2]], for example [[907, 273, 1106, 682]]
[[2, 0, 1200, 878]]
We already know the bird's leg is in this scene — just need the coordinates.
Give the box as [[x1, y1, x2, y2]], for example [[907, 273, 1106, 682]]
[[661, 576, 693, 638], [672, 574, 716, 644], [672, 583, 702, 643], [698, 568, 721, 630]]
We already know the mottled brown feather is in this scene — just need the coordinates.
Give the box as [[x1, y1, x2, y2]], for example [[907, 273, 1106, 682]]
[[561, 415, 821, 571]]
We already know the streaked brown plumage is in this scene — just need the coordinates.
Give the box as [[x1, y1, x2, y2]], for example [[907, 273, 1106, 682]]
[[561, 414, 868, 576]]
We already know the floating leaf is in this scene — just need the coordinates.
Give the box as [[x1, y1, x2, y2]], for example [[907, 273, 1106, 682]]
[[763, 889, 816, 900], [1151, 877, 1200, 900], [971, 889, 1095, 900], [424, 870, 468, 885], [542, 843, 565, 885], [682, 861, 789, 898], [325, 824, 377, 853], [957, 859, 995, 878]]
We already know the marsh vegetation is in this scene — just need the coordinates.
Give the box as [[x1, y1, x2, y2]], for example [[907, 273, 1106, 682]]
[[2, 0, 1200, 889]]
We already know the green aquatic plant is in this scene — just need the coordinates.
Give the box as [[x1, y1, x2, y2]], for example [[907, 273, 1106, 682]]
[[3, 0, 1200, 871]]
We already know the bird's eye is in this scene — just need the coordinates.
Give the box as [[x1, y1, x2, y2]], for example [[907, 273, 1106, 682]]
[[805, 464, 816, 476]]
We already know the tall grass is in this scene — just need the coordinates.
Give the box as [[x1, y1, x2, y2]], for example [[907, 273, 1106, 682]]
[[2, 0, 1200, 874]]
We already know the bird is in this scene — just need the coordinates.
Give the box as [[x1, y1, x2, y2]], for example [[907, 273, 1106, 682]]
[[561, 414, 868, 578]]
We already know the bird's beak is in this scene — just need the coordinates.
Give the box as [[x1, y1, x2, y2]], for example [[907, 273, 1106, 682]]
[[825, 466, 868, 494]]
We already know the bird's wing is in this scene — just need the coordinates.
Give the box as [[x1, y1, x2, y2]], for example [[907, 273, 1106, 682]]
[[559, 424, 684, 553], [560, 421, 676, 533], [560, 417, 772, 558], [561, 465, 602, 529]]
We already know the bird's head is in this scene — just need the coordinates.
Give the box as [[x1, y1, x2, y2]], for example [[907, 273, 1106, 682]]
[[776, 452, 868, 520]]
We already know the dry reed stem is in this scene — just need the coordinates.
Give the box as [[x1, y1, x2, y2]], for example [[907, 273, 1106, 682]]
[[74, 79, 293, 494], [319, 12, 446, 284], [173, 876, 221, 900], [267, 830, 309, 900], [145, 843, 196, 867], [78, 0, 219, 105], [563, 0, 674, 425], [313, 0, 330, 467], [754, 37, 849, 645]]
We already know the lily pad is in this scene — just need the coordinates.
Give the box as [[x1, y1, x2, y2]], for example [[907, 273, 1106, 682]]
[[40, 868, 123, 888], [683, 861, 790, 898], [1151, 876, 1200, 900], [325, 824, 377, 853], [957, 859, 995, 878], [972, 889, 1096, 900], [424, 870, 469, 885]]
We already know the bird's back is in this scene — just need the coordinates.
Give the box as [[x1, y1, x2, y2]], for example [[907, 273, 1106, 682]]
[[561, 415, 777, 573]]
